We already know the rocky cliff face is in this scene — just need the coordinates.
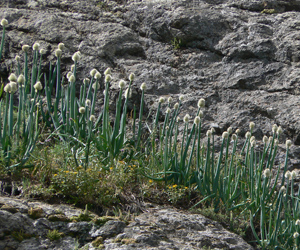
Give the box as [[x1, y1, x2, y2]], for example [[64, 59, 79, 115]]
[[1, 0, 300, 145]]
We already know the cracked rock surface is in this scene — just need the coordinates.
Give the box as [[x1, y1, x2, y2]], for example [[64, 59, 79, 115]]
[[0, 196, 254, 250]]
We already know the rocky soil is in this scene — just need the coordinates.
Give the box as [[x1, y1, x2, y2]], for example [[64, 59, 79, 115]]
[[0, 196, 254, 250]]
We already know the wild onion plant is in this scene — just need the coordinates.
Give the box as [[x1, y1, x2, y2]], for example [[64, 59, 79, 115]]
[[0, 19, 8, 62]]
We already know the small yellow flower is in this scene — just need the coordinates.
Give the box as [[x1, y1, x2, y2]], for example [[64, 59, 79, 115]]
[[149, 180, 153, 184], [53, 174, 58, 177], [110, 167, 113, 171], [65, 171, 70, 174], [172, 184, 177, 188], [185, 187, 188, 189]]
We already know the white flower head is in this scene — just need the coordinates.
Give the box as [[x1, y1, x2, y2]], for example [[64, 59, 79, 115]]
[[250, 136, 256, 143], [286, 139, 292, 149], [235, 128, 240, 134], [285, 171, 292, 180], [129, 73, 135, 81], [291, 170, 297, 179], [294, 232, 299, 239], [198, 98, 205, 108], [8, 73, 17, 82], [194, 116, 201, 125], [166, 108, 171, 114], [1, 19, 8, 27], [174, 102, 179, 109], [211, 127, 215, 134], [92, 82, 100, 90], [176, 116, 180, 123], [119, 80, 126, 89], [277, 126, 283, 136], [105, 74, 112, 83], [231, 134, 237, 141], [274, 139, 279, 146], [227, 127, 233, 134], [245, 131, 251, 139], [168, 97, 173, 103], [22, 45, 30, 52], [15, 55, 20, 62], [179, 95, 184, 102], [85, 99, 91, 106], [79, 107, 85, 114], [124, 88, 131, 99], [4, 83, 11, 93], [296, 219, 300, 226], [90, 69, 97, 77], [104, 68, 111, 75], [67, 72, 73, 80], [159, 97, 165, 104], [55, 49, 62, 58], [272, 124, 278, 134], [71, 64, 75, 72], [10, 82, 18, 94], [263, 168, 271, 178], [32, 42, 40, 51], [199, 110, 204, 118], [222, 131, 229, 139], [83, 78, 90, 85], [40, 48, 46, 54], [17, 74, 25, 84], [72, 51, 81, 62], [249, 122, 255, 130], [69, 74, 75, 83], [58, 42, 65, 50], [140, 82, 146, 91], [263, 135, 268, 144], [94, 72, 101, 80], [280, 186, 286, 193], [251, 139, 256, 148], [183, 114, 190, 123], [89, 115, 96, 122], [34, 81, 43, 91], [206, 129, 212, 138]]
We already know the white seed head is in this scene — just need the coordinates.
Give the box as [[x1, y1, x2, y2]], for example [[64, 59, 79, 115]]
[[245, 131, 251, 139], [85, 99, 91, 106], [104, 68, 111, 75], [58, 42, 65, 50], [34, 81, 43, 91], [168, 97, 173, 103], [94, 72, 101, 80], [129, 73, 135, 81], [199, 110, 204, 118], [15, 55, 20, 62], [263, 135, 268, 144], [71, 64, 75, 72], [286, 139, 292, 149], [291, 170, 297, 179], [166, 108, 171, 114], [296, 219, 300, 226], [211, 127, 215, 134], [32, 42, 40, 51], [10, 82, 18, 93], [69, 74, 76, 83], [105, 74, 112, 83], [183, 114, 190, 123], [179, 95, 184, 102], [83, 78, 90, 85], [294, 232, 299, 239], [231, 134, 237, 141], [277, 126, 283, 136], [176, 116, 180, 123], [249, 122, 255, 130], [89, 115, 96, 122], [79, 107, 85, 114], [90, 69, 97, 77], [251, 139, 256, 148], [1, 18, 8, 27], [119, 79, 126, 89], [22, 45, 30, 52], [222, 131, 229, 139], [274, 139, 279, 146], [174, 102, 179, 109], [8, 73, 17, 82], [67, 72, 73, 80], [140, 82, 146, 91], [280, 186, 286, 193], [124, 88, 131, 99], [17, 74, 25, 84], [159, 97, 165, 104], [206, 129, 212, 138], [55, 49, 62, 58], [285, 171, 292, 180], [272, 124, 278, 134], [227, 127, 233, 134], [40, 48, 46, 54], [194, 116, 201, 125], [198, 98, 205, 108], [72, 51, 81, 62], [263, 169, 271, 178], [4, 83, 11, 93], [235, 128, 240, 134], [92, 82, 100, 90], [250, 136, 256, 143]]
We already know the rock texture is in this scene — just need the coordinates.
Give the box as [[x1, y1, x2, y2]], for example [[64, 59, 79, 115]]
[[0, 196, 254, 250], [1, 0, 300, 147]]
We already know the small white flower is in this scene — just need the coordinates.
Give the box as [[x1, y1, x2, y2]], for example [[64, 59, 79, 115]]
[[245, 131, 251, 139], [296, 219, 300, 226], [159, 97, 165, 104], [90, 69, 97, 77], [17, 74, 25, 84], [286, 139, 292, 149], [280, 186, 286, 193], [235, 129, 240, 134], [183, 114, 190, 123], [32, 42, 40, 51], [34, 81, 43, 91], [8, 73, 17, 82], [179, 95, 184, 102], [10, 82, 18, 93], [55, 49, 62, 58], [15, 55, 20, 62], [206, 129, 212, 138], [79, 107, 85, 114], [83, 78, 90, 85], [89, 115, 96, 122], [277, 126, 283, 136], [211, 127, 215, 134], [194, 116, 201, 125], [71, 64, 75, 72], [104, 68, 111, 75], [1, 19, 8, 27], [129, 73, 135, 81], [22, 45, 30, 52], [263, 169, 271, 178], [227, 127, 233, 134], [251, 139, 256, 148], [85, 99, 91, 106], [263, 135, 268, 144], [140, 82, 146, 91], [92, 82, 100, 90], [291, 170, 297, 179], [72, 51, 81, 62], [69, 74, 76, 83], [222, 131, 229, 139], [272, 124, 278, 134], [40, 48, 46, 54], [231, 134, 237, 141], [94, 72, 101, 80], [174, 102, 179, 109], [58, 42, 65, 50], [67, 72, 73, 80], [176, 116, 180, 123], [293, 232, 299, 239], [250, 136, 256, 143], [166, 108, 171, 114], [4, 83, 11, 93], [168, 97, 173, 103], [199, 110, 204, 118], [274, 139, 279, 146], [105, 74, 112, 83], [119, 80, 126, 89], [124, 88, 131, 99], [198, 98, 205, 108], [285, 171, 292, 180], [249, 122, 255, 130]]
